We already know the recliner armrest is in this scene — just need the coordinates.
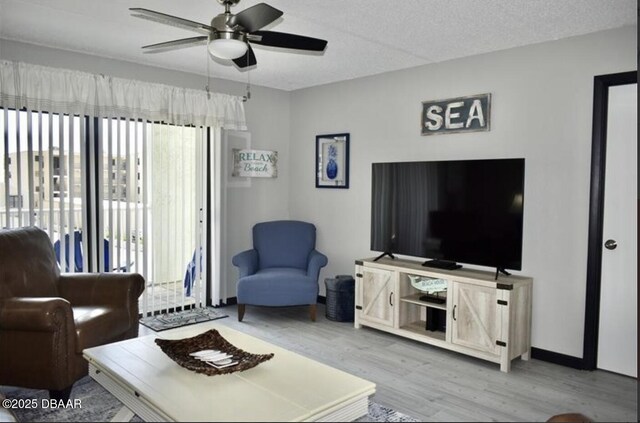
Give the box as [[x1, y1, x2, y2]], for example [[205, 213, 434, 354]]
[[0, 297, 77, 391], [58, 273, 145, 308], [307, 250, 328, 280], [0, 297, 73, 332], [232, 249, 259, 277]]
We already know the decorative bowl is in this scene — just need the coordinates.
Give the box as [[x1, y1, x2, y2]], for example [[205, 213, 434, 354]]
[[155, 329, 274, 376]]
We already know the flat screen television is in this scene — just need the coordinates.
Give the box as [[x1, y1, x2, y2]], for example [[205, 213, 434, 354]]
[[370, 158, 525, 271]]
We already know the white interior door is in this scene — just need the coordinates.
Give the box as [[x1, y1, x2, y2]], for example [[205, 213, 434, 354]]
[[597, 83, 637, 377]]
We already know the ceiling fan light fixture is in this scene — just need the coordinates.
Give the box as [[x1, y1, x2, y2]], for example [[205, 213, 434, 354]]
[[208, 32, 248, 60], [131, 2, 328, 70]]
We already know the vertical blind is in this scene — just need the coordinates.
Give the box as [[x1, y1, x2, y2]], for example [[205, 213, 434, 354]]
[[1, 108, 209, 315], [0, 109, 86, 272]]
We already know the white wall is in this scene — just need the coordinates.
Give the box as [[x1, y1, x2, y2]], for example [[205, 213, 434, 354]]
[[0, 38, 291, 298], [221, 89, 292, 297], [288, 26, 637, 358]]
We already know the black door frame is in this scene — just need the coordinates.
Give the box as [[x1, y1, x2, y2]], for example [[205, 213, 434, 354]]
[[583, 70, 637, 370]]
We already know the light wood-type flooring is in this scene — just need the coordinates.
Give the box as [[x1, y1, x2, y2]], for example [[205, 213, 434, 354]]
[[140, 304, 637, 422]]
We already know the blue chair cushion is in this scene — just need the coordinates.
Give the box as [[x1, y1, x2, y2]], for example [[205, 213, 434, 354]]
[[253, 221, 315, 270], [237, 268, 318, 306], [54, 231, 127, 272]]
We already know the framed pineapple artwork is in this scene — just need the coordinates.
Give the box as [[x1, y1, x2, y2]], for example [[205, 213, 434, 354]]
[[315, 133, 350, 189]]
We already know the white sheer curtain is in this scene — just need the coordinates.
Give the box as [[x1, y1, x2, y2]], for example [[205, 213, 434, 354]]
[[0, 60, 246, 129]]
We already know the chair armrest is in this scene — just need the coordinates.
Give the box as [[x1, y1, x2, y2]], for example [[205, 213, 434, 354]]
[[307, 250, 328, 280], [58, 272, 145, 308], [0, 297, 73, 332], [232, 249, 258, 278], [0, 297, 77, 390]]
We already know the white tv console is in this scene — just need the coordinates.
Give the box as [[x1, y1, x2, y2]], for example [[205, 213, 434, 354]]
[[354, 257, 532, 372]]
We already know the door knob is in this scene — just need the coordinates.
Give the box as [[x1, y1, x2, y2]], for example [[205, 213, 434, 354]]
[[604, 239, 618, 250]]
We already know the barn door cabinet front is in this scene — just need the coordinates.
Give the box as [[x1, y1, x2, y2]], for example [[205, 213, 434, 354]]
[[354, 266, 397, 329]]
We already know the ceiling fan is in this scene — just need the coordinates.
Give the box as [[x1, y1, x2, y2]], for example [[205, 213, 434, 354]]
[[129, 0, 328, 69]]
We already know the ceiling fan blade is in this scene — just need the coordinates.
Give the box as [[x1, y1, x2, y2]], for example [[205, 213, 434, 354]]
[[142, 36, 208, 53], [233, 44, 257, 69], [250, 31, 327, 52], [228, 3, 283, 33], [129, 8, 212, 35]]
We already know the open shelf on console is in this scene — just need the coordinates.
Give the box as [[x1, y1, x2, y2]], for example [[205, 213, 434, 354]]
[[400, 321, 446, 341], [400, 293, 447, 310]]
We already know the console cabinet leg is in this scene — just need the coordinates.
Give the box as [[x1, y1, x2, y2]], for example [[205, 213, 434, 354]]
[[500, 356, 511, 373]]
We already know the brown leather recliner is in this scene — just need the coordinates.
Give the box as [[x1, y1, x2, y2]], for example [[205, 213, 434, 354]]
[[0, 227, 145, 400]]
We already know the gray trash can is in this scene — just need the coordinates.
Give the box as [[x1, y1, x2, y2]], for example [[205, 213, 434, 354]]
[[325, 275, 355, 322]]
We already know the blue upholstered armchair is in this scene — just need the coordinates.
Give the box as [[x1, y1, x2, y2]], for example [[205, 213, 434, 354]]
[[232, 220, 328, 321]]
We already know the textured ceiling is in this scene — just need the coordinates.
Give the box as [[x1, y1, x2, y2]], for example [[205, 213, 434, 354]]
[[0, 0, 636, 91]]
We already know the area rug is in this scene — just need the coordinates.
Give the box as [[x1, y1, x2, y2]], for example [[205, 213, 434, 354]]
[[1, 376, 420, 422], [139, 306, 228, 332]]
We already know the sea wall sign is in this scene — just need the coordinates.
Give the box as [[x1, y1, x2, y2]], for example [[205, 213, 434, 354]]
[[232, 149, 278, 178], [421, 93, 491, 136]]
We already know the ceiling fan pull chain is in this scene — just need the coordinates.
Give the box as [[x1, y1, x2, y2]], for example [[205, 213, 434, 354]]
[[244, 69, 251, 102], [206, 48, 212, 99]]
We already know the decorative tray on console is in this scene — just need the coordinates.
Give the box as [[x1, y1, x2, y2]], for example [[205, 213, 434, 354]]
[[155, 329, 274, 376], [407, 275, 447, 304], [408, 275, 448, 294]]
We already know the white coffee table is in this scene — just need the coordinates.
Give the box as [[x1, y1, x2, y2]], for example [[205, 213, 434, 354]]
[[83, 321, 376, 422]]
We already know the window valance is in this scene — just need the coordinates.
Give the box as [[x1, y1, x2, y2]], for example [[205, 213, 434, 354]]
[[0, 60, 246, 129]]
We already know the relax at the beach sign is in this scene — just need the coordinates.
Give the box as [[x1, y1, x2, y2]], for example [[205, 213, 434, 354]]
[[421, 93, 491, 135], [232, 149, 278, 178]]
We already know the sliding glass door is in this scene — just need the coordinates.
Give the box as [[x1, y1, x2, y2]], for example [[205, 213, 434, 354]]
[[98, 118, 209, 315], [1, 108, 212, 315]]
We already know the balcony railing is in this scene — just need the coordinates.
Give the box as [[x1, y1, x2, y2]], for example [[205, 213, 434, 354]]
[[1, 206, 195, 313]]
